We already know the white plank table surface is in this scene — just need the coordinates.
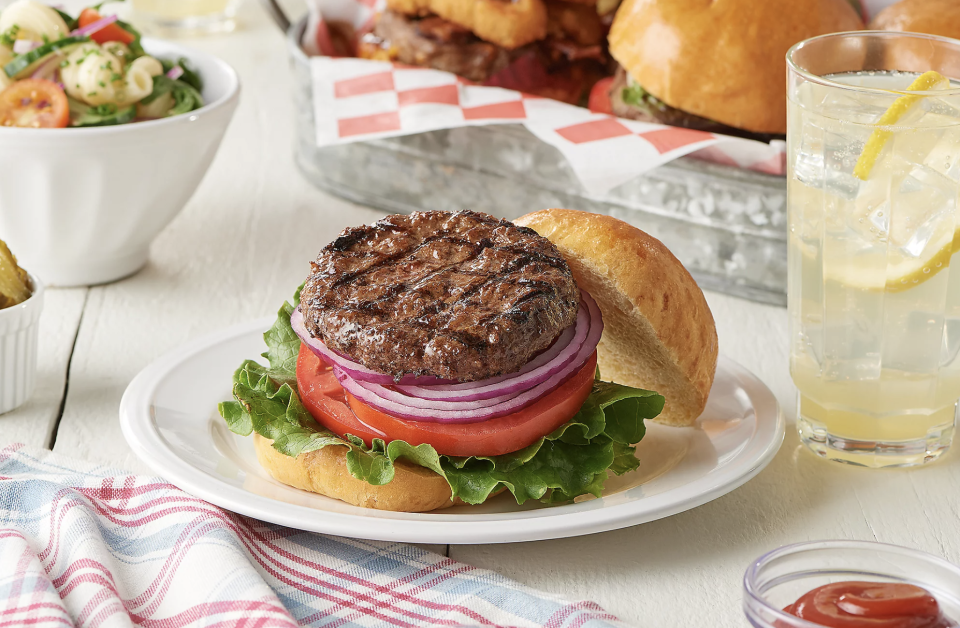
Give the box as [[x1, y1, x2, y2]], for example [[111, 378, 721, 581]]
[[3, 2, 959, 627]]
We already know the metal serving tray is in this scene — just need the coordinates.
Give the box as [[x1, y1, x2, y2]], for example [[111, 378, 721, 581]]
[[275, 9, 788, 305]]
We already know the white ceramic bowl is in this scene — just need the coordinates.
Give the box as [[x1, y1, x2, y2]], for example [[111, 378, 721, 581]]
[[0, 273, 44, 414], [0, 39, 240, 287]]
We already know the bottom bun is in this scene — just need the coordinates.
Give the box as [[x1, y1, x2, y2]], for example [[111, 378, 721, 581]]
[[254, 434, 459, 512]]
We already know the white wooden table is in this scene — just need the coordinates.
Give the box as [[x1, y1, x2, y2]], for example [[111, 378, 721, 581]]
[[4, 2, 959, 626]]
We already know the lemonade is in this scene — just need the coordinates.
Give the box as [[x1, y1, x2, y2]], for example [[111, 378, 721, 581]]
[[787, 35, 960, 466], [131, 0, 239, 35]]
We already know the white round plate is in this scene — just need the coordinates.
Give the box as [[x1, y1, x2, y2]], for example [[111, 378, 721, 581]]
[[120, 318, 784, 544]]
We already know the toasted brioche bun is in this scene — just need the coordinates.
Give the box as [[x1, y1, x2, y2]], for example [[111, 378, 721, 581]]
[[608, 0, 864, 135], [254, 434, 459, 512], [869, 0, 960, 39], [386, 0, 548, 49], [515, 209, 718, 427]]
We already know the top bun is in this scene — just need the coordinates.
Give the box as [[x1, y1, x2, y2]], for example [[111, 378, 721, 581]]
[[608, 0, 864, 135], [869, 0, 960, 40], [514, 209, 718, 427]]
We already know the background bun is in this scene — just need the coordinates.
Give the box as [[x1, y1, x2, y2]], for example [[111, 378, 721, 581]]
[[254, 434, 457, 512], [869, 0, 960, 40], [515, 209, 718, 427], [608, 0, 864, 135]]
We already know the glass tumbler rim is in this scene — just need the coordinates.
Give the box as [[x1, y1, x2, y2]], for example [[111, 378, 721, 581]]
[[786, 30, 960, 98], [743, 539, 960, 628]]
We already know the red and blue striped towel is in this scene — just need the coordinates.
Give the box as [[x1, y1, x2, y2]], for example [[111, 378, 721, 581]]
[[0, 444, 627, 628]]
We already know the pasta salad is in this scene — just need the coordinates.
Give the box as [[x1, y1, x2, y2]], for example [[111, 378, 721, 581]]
[[0, 0, 204, 128]]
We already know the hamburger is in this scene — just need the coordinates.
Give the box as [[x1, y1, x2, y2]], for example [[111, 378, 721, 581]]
[[868, 0, 960, 40], [605, 0, 865, 139], [219, 210, 718, 512], [357, 0, 615, 105]]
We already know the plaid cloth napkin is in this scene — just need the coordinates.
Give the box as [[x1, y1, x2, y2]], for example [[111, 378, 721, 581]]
[[0, 444, 628, 628]]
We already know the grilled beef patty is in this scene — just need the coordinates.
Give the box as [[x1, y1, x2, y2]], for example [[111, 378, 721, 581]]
[[300, 211, 580, 382]]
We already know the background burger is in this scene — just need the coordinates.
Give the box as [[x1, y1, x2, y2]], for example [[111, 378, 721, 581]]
[[604, 0, 865, 139], [219, 210, 718, 512], [357, 0, 615, 104], [868, 0, 960, 40]]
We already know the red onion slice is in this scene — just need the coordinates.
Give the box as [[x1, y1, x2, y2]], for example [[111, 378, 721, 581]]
[[352, 378, 524, 411], [13, 40, 40, 54], [395, 304, 588, 401], [336, 292, 604, 424], [31, 55, 62, 80], [289, 306, 454, 386], [71, 14, 119, 37]]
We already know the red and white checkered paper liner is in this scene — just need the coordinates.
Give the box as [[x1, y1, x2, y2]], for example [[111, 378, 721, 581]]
[[304, 0, 787, 195]]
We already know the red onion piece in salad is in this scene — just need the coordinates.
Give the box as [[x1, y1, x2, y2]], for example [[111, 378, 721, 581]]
[[335, 292, 604, 423], [12, 40, 40, 54], [395, 304, 588, 401], [71, 13, 118, 37], [289, 306, 455, 386], [30, 56, 61, 80], [166, 66, 184, 80]]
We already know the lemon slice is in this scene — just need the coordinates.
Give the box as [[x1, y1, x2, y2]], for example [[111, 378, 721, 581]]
[[885, 230, 960, 292], [853, 70, 950, 181], [805, 228, 960, 292]]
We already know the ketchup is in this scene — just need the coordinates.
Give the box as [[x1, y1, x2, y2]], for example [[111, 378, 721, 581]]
[[783, 582, 957, 628]]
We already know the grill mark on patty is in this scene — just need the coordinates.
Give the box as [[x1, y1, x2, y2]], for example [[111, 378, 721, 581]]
[[301, 210, 580, 381]]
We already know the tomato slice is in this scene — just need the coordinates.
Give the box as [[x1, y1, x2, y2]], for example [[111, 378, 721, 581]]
[[0, 79, 69, 128], [296, 343, 598, 457], [79, 8, 136, 45], [296, 347, 387, 444]]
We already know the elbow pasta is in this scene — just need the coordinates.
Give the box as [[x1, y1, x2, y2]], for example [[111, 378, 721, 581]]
[[103, 42, 132, 68], [0, 0, 69, 43], [61, 44, 162, 107]]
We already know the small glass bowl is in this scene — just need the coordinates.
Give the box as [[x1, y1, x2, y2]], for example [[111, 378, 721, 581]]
[[743, 540, 960, 628]]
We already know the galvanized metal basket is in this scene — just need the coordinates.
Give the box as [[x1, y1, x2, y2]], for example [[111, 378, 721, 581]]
[[266, 2, 788, 305]]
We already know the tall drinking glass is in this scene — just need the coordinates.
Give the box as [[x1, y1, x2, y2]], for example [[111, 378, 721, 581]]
[[131, 0, 242, 36], [786, 32, 960, 467]]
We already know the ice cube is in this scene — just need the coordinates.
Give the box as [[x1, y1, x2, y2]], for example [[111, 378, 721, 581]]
[[892, 163, 956, 257], [922, 129, 960, 183]]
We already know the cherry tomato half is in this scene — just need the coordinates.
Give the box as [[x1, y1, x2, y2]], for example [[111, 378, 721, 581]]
[[296, 343, 597, 457], [0, 79, 69, 128], [79, 9, 136, 45]]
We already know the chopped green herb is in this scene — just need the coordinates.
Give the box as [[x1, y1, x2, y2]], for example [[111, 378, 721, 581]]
[[0, 25, 21, 48]]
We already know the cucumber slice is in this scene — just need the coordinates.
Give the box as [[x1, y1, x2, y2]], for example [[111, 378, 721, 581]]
[[4, 35, 89, 79], [68, 98, 136, 127]]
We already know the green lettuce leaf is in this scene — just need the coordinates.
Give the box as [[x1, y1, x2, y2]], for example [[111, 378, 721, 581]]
[[218, 290, 665, 505], [621, 83, 673, 118]]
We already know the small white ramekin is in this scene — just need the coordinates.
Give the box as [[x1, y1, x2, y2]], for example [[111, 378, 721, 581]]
[[0, 274, 44, 414]]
